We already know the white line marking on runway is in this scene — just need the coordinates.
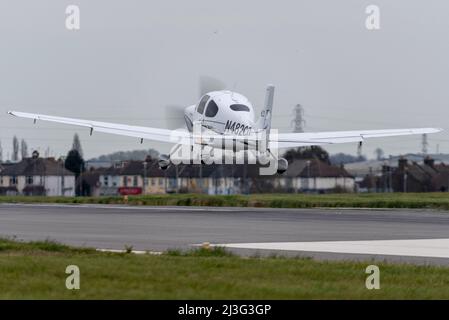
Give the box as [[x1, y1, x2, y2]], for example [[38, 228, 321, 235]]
[[213, 239, 449, 259]]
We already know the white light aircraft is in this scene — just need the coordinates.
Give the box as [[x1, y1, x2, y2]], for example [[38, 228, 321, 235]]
[[8, 81, 442, 174]]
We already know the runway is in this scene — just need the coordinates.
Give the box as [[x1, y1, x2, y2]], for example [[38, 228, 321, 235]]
[[0, 203, 448, 265]]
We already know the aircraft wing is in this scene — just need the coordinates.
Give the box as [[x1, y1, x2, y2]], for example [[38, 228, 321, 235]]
[[272, 128, 443, 149], [8, 110, 442, 149], [7, 111, 192, 145]]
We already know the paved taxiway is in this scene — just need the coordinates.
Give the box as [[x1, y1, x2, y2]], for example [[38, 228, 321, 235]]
[[0, 203, 448, 265]]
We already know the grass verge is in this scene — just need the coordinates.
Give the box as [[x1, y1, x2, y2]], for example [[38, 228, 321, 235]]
[[0, 238, 448, 299], [1, 193, 449, 210]]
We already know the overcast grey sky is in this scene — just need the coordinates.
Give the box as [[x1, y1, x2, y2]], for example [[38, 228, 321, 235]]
[[0, 0, 448, 160]]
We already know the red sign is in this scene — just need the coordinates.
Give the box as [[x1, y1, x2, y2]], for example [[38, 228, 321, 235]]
[[118, 187, 142, 195]]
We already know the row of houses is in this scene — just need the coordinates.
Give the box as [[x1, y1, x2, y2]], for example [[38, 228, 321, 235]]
[[358, 157, 449, 192], [79, 157, 354, 196], [4, 152, 448, 196], [0, 152, 357, 196]]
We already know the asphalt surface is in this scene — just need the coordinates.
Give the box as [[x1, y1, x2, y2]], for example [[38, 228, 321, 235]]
[[1, 203, 448, 265]]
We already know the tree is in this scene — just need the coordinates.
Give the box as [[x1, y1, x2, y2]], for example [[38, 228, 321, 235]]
[[21, 139, 28, 159], [12, 136, 19, 162], [65, 149, 84, 195], [283, 146, 330, 164], [72, 133, 83, 158], [65, 149, 84, 176], [90, 148, 159, 162], [374, 148, 384, 161]]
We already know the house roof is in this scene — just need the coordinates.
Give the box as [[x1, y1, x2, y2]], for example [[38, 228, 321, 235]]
[[0, 158, 74, 176], [434, 163, 449, 173], [284, 159, 352, 178], [396, 160, 440, 183]]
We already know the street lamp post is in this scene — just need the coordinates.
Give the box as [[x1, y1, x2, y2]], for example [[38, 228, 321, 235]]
[[389, 167, 393, 193], [60, 156, 66, 196], [306, 160, 311, 192], [403, 168, 408, 193], [80, 160, 88, 196], [143, 161, 147, 195]]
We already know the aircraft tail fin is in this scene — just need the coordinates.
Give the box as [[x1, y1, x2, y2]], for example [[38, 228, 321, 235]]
[[256, 85, 275, 132]]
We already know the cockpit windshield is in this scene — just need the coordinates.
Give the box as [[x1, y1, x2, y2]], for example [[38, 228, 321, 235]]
[[230, 104, 250, 112], [197, 95, 209, 114]]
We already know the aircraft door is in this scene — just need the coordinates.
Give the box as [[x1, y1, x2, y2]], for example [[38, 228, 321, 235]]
[[194, 94, 209, 131]]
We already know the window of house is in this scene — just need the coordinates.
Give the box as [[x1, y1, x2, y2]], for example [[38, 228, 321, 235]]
[[205, 100, 219, 117], [123, 176, 128, 187], [104, 176, 109, 187], [151, 178, 155, 186], [133, 176, 138, 187], [230, 104, 250, 112], [26, 176, 33, 185], [196, 95, 209, 114], [10, 176, 17, 185], [159, 178, 163, 186]]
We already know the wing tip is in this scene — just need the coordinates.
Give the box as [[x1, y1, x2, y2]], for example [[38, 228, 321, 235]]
[[416, 127, 443, 134], [427, 127, 444, 134]]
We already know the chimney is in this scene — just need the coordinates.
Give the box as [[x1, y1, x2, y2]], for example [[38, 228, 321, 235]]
[[398, 157, 407, 170], [423, 156, 435, 168], [120, 160, 129, 168]]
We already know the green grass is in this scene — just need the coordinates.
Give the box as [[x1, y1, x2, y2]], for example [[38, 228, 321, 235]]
[[1, 193, 449, 210], [0, 238, 448, 299]]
